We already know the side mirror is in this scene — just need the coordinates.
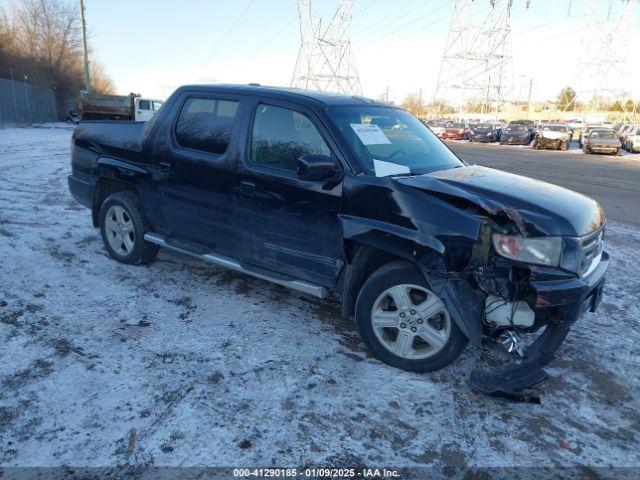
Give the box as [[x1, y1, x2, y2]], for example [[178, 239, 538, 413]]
[[296, 154, 338, 181]]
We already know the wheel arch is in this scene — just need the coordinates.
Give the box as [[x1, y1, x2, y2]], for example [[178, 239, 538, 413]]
[[339, 224, 486, 346], [340, 230, 446, 319], [90, 157, 151, 227]]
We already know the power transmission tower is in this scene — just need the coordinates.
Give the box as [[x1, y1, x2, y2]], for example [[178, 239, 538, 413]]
[[291, 0, 362, 95], [572, 0, 637, 122], [433, 0, 514, 118]]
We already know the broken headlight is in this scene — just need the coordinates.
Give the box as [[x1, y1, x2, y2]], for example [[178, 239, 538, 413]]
[[492, 234, 562, 267]]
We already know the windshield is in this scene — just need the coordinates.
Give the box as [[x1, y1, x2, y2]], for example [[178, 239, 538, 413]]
[[506, 125, 526, 132], [590, 130, 617, 139], [475, 124, 493, 130], [327, 106, 464, 177], [544, 125, 568, 132], [446, 122, 465, 129]]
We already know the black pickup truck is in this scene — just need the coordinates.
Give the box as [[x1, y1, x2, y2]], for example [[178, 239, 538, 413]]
[[69, 84, 608, 397]]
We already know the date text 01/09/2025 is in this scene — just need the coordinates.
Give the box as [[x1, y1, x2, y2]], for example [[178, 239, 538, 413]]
[[232, 467, 400, 477]]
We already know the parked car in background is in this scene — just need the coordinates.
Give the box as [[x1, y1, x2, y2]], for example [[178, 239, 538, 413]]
[[582, 128, 621, 155], [579, 124, 603, 148], [500, 123, 533, 145], [618, 124, 636, 148], [534, 124, 571, 150], [469, 123, 501, 143], [510, 119, 536, 136], [623, 125, 640, 152], [426, 121, 446, 137], [442, 122, 470, 140], [67, 84, 608, 397]]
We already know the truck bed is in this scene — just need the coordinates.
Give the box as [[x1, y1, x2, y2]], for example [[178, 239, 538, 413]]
[[73, 121, 147, 160]]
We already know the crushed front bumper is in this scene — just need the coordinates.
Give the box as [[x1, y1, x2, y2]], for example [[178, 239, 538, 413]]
[[589, 146, 618, 154], [536, 137, 564, 149], [470, 252, 608, 398]]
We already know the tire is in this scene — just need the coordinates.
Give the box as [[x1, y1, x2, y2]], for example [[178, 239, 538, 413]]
[[583, 146, 590, 154], [560, 140, 568, 151], [533, 142, 539, 150], [355, 260, 467, 373], [99, 191, 159, 265]]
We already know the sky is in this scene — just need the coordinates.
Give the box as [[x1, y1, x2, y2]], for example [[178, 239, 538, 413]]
[[12, 0, 640, 103]]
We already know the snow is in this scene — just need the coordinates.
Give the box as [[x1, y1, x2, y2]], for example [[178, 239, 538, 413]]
[[0, 125, 639, 468]]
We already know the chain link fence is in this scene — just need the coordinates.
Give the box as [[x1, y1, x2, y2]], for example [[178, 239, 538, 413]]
[[0, 77, 59, 128]]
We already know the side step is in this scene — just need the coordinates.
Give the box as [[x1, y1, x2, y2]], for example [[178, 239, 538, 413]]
[[144, 232, 327, 299]]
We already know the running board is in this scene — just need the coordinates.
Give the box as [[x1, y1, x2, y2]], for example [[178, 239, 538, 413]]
[[144, 233, 327, 299]]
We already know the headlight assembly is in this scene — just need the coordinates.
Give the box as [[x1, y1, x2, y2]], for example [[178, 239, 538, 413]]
[[492, 234, 562, 267]]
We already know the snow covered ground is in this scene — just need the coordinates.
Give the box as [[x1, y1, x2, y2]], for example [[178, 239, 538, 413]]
[[0, 126, 638, 469]]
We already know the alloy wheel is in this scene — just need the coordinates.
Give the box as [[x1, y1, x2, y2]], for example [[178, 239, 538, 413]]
[[104, 205, 135, 256], [371, 284, 451, 360]]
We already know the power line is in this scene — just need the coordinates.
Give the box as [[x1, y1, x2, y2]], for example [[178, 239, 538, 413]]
[[253, 15, 297, 57], [201, 0, 257, 68], [352, 0, 418, 37]]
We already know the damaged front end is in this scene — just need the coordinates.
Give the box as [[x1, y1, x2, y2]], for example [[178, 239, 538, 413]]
[[423, 219, 608, 400], [400, 166, 609, 399]]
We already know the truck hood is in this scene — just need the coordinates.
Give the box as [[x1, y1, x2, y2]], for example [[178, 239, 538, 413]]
[[589, 138, 620, 147], [396, 165, 604, 237], [539, 130, 566, 140], [502, 131, 527, 138]]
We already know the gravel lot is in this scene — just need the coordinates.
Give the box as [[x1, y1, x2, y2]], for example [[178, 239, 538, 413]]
[[1, 126, 639, 470]]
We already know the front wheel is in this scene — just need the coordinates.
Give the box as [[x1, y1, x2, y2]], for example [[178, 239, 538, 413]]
[[99, 191, 159, 265], [355, 261, 467, 372]]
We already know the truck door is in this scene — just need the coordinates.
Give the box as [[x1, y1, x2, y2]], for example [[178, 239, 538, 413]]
[[235, 102, 344, 287], [152, 95, 243, 257], [135, 98, 154, 122]]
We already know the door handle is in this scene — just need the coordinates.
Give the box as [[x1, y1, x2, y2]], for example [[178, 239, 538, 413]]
[[153, 162, 171, 181], [238, 181, 255, 197]]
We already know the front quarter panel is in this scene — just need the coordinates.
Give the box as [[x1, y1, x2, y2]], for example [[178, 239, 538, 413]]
[[340, 174, 482, 270]]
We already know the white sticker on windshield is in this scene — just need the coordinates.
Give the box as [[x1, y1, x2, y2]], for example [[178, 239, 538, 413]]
[[350, 123, 392, 145], [373, 159, 410, 177]]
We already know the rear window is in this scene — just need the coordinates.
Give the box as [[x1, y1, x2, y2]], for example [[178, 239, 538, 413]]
[[175, 98, 239, 155]]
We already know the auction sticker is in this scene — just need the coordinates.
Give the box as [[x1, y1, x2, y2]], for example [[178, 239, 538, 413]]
[[350, 123, 392, 145]]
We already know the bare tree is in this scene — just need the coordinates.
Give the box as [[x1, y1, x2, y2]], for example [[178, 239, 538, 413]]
[[0, 0, 114, 116]]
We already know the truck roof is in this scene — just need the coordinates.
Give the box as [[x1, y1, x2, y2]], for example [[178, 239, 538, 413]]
[[176, 83, 389, 108]]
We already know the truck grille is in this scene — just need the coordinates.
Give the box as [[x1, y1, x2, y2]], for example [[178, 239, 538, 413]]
[[579, 228, 604, 277]]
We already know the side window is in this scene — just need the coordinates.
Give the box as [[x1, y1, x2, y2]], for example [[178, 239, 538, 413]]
[[250, 104, 331, 172], [152, 100, 163, 111], [175, 98, 239, 155], [138, 100, 151, 110]]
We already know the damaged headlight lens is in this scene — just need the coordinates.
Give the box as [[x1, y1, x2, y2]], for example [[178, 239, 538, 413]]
[[492, 234, 562, 267]]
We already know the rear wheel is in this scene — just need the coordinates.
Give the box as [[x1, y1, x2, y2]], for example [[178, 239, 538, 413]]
[[355, 261, 467, 372], [99, 191, 159, 265]]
